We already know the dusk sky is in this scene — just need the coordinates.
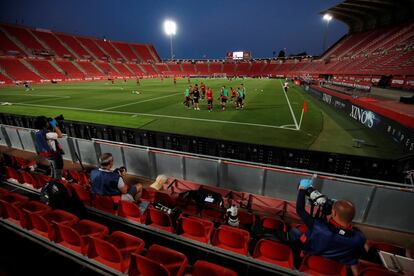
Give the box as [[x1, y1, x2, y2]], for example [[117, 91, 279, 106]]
[[0, 0, 348, 59]]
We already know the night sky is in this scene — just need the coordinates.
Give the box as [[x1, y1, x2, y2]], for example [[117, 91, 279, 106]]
[[0, 0, 348, 59]]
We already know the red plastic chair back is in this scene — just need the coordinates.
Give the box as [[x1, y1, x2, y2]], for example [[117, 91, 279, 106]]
[[359, 267, 400, 276], [118, 200, 143, 223], [300, 255, 347, 276], [92, 194, 116, 214], [145, 244, 188, 276], [20, 201, 51, 228], [192, 260, 238, 276], [4, 166, 20, 183], [72, 184, 91, 205], [130, 253, 170, 276], [147, 207, 174, 232], [253, 239, 294, 268], [261, 217, 286, 232], [212, 225, 250, 255], [179, 216, 213, 243]]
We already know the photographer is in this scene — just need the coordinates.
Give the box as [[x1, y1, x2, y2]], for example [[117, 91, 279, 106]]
[[91, 153, 142, 202], [290, 176, 366, 274], [34, 116, 64, 179]]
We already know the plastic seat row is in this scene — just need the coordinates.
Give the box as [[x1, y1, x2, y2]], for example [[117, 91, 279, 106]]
[[0, 190, 237, 275]]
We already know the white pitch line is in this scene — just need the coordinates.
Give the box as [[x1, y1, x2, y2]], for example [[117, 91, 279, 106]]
[[8, 102, 300, 131], [100, 92, 182, 111], [0, 93, 70, 98], [298, 108, 304, 130], [279, 80, 299, 130]]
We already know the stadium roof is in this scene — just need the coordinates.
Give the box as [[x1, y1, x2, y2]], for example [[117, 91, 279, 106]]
[[321, 0, 414, 33]]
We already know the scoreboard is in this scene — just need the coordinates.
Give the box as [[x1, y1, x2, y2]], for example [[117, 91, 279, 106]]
[[226, 51, 251, 60]]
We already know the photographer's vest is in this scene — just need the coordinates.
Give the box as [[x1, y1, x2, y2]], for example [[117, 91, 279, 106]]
[[90, 169, 121, 196], [302, 219, 366, 265], [35, 129, 61, 158]]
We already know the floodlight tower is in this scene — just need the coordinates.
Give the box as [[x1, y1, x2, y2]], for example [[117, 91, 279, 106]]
[[322, 14, 333, 53], [164, 20, 177, 60]]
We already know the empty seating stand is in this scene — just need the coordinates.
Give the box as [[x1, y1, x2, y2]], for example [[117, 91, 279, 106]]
[[87, 231, 145, 273], [211, 225, 250, 256], [129, 244, 188, 276]]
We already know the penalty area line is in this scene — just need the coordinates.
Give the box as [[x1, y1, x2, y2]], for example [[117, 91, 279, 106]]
[[279, 80, 299, 130], [100, 92, 182, 111], [8, 102, 300, 131]]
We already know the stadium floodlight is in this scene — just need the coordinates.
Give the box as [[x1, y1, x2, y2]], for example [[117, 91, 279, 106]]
[[164, 20, 177, 60], [323, 14, 333, 22], [322, 14, 333, 53]]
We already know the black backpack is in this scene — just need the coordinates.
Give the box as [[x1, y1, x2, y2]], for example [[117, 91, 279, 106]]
[[40, 181, 86, 218]]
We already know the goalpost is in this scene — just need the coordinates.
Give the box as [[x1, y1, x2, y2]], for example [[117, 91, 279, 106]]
[[212, 73, 227, 78]]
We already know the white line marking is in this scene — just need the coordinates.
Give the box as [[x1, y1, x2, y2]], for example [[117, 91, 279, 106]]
[[298, 108, 304, 130], [279, 80, 299, 130], [101, 92, 182, 111], [7, 102, 299, 131], [0, 93, 70, 98]]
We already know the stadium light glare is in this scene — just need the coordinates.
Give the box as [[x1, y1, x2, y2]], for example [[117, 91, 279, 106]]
[[323, 14, 333, 22], [322, 14, 333, 53], [164, 20, 177, 36], [164, 20, 177, 60]]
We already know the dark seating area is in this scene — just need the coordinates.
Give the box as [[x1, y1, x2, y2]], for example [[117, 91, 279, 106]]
[[0, 152, 410, 276]]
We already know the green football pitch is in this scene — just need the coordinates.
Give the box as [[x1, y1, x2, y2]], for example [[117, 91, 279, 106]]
[[0, 78, 404, 159]]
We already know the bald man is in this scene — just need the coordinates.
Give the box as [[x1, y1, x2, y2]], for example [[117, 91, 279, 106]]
[[290, 177, 366, 274]]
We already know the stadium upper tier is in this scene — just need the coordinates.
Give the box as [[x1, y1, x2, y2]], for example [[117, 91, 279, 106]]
[[0, 22, 413, 89]]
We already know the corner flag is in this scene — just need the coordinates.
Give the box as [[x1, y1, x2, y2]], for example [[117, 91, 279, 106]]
[[303, 101, 307, 113]]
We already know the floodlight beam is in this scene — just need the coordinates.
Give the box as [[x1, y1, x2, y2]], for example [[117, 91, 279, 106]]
[[164, 20, 177, 60]]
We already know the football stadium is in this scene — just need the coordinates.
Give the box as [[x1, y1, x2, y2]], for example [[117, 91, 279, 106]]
[[0, 0, 413, 275]]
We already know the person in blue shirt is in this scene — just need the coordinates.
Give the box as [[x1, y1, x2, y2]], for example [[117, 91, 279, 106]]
[[290, 176, 366, 275], [34, 116, 64, 179], [91, 153, 142, 202]]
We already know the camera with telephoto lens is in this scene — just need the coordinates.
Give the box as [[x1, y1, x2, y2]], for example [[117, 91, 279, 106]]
[[303, 174, 335, 219]]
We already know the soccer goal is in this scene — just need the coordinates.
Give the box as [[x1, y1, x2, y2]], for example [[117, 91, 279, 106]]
[[212, 73, 227, 78]]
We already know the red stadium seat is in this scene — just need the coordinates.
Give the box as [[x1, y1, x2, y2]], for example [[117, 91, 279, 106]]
[[177, 216, 214, 243], [0, 192, 30, 219], [211, 225, 250, 256], [358, 267, 401, 276], [253, 239, 294, 269], [190, 260, 238, 276], [0, 187, 9, 196], [146, 207, 174, 233], [237, 210, 255, 231], [129, 244, 188, 276], [299, 255, 347, 276], [260, 217, 287, 232], [117, 200, 145, 223], [200, 207, 225, 224], [56, 219, 109, 255], [4, 166, 20, 184], [19, 200, 51, 229], [88, 231, 145, 273], [29, 209, 78, 240], [71, 184, 91, 205], [19, 171, 41, 189], [92, 194, 117, 214]]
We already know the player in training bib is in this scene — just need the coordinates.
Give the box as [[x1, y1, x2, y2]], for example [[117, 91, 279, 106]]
[[236, 87, 244, 109], [206, 87, 213, 112], [241, 83, 246, 100], [184, 85, 192, 109], [220, 85, 228, 111]]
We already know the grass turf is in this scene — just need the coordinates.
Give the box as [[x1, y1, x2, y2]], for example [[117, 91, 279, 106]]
[[0, 78, 404, 159]]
